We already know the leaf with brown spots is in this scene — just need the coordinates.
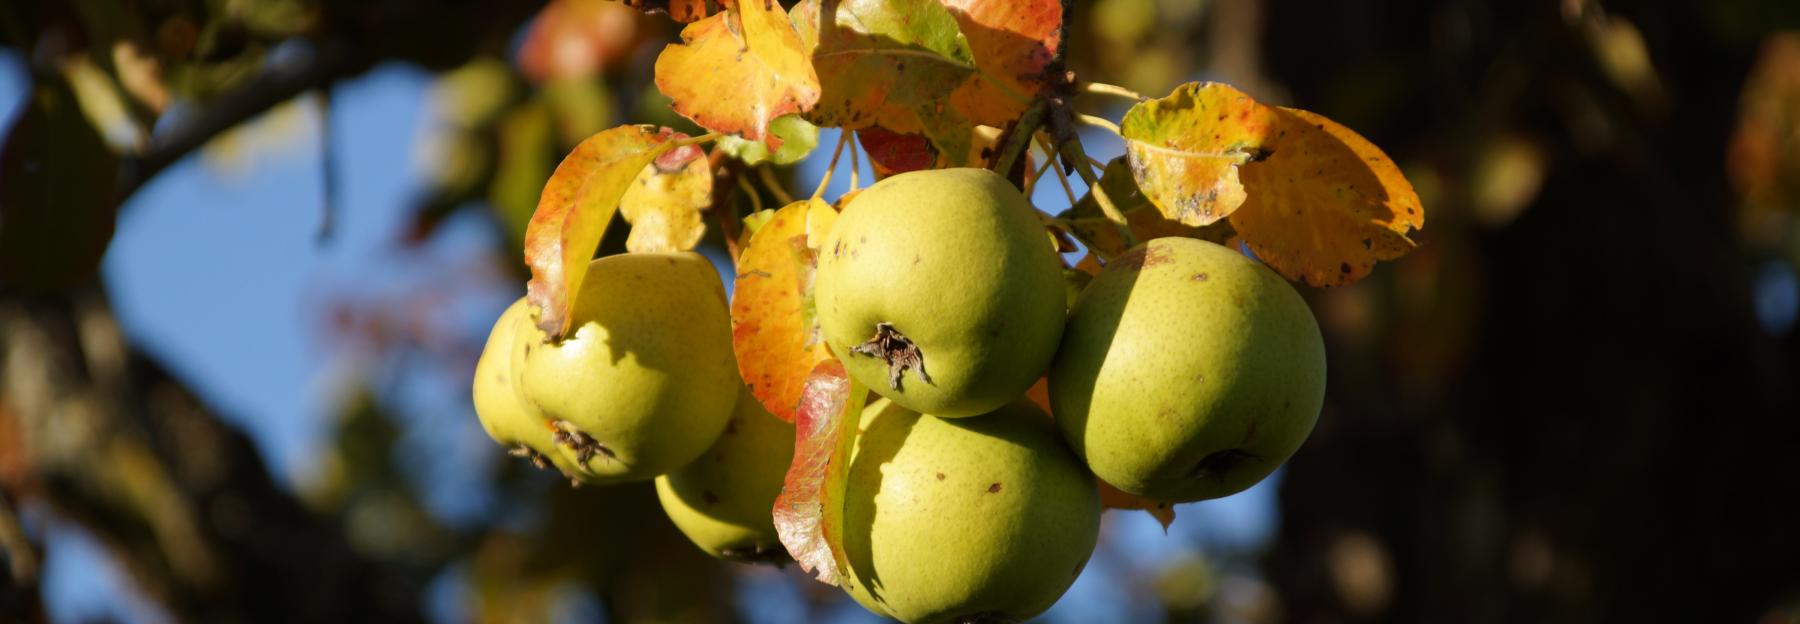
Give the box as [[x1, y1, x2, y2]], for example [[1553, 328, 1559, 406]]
[[655, 0, 821, 150], [791, 0, 1058, 165], [524, 125, 681, 336], [939, 0, 1063, 126], [731, 198, 840, 421], [616, 0, 715, 22], [772, 359, 866, 585], [1063, 157, 1238, 260], [1121, 82, 1277, 226], [620, 146, 712, 252], [1231, 107, 1423, 286], [1122, 82, 1423, 286]]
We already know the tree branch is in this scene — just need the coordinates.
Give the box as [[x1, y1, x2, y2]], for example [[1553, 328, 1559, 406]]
[[114, 37, 365, 206]]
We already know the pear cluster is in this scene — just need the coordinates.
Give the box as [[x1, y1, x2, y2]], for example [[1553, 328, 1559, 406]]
[[473, 252, 790, 561], [812, 169, 1327, 622], [472, 167, 1328, 623]]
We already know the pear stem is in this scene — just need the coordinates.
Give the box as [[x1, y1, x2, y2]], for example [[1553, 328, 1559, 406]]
[[810, 132, 851, 202], [757, 166, 794, 205], [1078, 80, 1146, 101], [1058, 133, 1135, 249], [989, 99, 1050, 184]]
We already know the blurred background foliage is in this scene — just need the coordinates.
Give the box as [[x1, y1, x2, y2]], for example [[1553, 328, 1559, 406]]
[[2, 0, 1799, 622]]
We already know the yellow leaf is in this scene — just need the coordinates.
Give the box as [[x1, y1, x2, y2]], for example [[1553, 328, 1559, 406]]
[[655, 0, 821, 150], [1233, 107, 1423, 287], [620, 152, 712, 252], [1121, 82, 1277, 226], [1121, 81, 1424, 287], [524, 125, 678, 337]]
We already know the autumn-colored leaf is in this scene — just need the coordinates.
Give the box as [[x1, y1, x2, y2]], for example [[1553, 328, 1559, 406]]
[[791, 0, 975, 163], [517, 0, 643, 82], [1122, 81, 1423, 287], [772, 359, 866, 585], [616, 0, 713, 22], [856, 124, 1013, 177], [857, 126, 935, 176], [620, 149, 712, 252], [1120, 82, 1276, 227], [731, 198, 840, 421], [1232, 107, 1423, 286], [940, 0, 1062, 124], [1064, 157, 1237, 259], [656, 0, 821, 150], [524, 125, 680, 336]]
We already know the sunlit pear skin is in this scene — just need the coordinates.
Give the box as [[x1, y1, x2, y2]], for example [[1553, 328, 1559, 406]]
[[655, 385, 795, 563], [1050, 237, 1326, 502], [815, 168, 1066, 417], [840, 399, 1100, 623], [472, 296, 580, 475], [520, 252, 738, 483]]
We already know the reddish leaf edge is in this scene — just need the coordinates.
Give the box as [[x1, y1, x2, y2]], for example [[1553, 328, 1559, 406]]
[[772, 358, 865, 585], [523, 125, 707, 338]]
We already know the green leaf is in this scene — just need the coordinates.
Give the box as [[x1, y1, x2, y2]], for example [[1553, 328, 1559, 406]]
[[716, 115, 820, 165]]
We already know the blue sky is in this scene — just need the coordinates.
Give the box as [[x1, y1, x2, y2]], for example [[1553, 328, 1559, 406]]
[[1, 49, 1285, 623]]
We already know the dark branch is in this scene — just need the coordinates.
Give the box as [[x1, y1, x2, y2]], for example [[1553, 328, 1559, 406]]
[[114, 37, 365, 206]]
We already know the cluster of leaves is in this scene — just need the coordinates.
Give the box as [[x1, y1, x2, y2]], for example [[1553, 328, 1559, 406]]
[[516, 0, 1423, 585]]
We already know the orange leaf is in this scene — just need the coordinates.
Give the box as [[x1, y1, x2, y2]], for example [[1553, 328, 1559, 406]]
[[620, 150, 713, 252], [772, 359, 866, 585], [523, 125, 679, 336], [655, 0, 821, 150], [1120, 82, 1277, 226], [617, 0, 714, 22], [1232, 107, 1423, 286], [731, 199, 839, 421], [940, 0, 1062, 125]]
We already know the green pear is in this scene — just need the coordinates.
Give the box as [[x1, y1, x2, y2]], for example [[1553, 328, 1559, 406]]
[[841, 399, 1100, 623], [1050, 237, 1326, 502], [472, 296, 580, 476], [815, 168, 1066, 417], [655, 385, 795, 563], [520, 252, 738, 483]]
